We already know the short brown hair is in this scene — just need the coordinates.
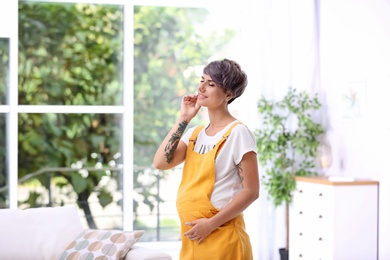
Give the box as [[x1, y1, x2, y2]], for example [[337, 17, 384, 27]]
[[203, 59, 248, 104]]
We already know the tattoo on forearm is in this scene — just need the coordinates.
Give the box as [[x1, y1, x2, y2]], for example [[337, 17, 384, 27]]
[[164, 120, 188, 163], [238, 163, 244, 183]]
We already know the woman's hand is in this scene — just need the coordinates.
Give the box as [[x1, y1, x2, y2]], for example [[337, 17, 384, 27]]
[[183, 218, 215, 244], [153, 93, 199, 170], [180, 94, 201, 121]]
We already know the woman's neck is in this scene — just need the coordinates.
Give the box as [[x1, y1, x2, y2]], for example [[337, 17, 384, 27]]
[[205, 111, 236, 136]]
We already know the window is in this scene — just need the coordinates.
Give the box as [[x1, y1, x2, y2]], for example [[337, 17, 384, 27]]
[[8, 0, 256, 243], [17, 2, 126, 230]]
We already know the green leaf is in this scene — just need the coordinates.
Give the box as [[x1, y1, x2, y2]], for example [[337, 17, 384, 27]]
[[69, 172, 88, 193], [98, 189, 113, 208]]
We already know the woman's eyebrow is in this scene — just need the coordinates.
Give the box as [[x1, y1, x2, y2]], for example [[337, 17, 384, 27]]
[[201, 76, 214, 82]]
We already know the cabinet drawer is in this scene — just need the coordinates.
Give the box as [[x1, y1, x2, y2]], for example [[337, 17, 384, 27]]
[[292, 183, 333, 212], [294, 182, 333, 201], [290, 234, 332, 260], [310, 234, 333, 260]]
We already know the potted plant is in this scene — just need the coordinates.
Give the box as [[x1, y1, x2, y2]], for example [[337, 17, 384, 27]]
[[254, 87, 325, 260]]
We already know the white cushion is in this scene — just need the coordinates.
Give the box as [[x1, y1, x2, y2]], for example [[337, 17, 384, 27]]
[[125, 246, 172, 260], [0, 205, 84, 260]]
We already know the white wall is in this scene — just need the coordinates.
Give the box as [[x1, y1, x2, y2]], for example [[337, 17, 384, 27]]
[[320, 0, 390, 259], [251, 0, 390, 259]]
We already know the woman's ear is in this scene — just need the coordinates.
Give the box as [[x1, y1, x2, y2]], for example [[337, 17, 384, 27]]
[[226, 92, 233, 101]]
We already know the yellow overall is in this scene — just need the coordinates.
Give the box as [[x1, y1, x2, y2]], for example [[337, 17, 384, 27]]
[[176, 122, 253, 260]]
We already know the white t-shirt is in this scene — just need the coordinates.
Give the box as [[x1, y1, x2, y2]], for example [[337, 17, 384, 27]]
[[181, 120, 257, 209]]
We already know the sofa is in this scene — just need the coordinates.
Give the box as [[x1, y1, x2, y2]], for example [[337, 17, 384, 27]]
[[0, 205, 172, 260]]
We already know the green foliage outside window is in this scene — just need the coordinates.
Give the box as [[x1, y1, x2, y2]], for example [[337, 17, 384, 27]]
[[18, 3, 123, 105], [133, 6, 236, 166], [0, 39, 9, 208], [0, 38, 7, 104]]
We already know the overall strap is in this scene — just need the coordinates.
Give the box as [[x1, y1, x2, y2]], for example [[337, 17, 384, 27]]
[[222, 121, 242, 139], [215, 121, 242, 156], [189, 125, 205, 142]]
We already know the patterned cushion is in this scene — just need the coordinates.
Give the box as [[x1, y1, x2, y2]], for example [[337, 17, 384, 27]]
[[57, 229, 145, 260]]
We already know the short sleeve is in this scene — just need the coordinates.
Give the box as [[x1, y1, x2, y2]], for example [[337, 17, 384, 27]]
[[181, 126, 196, 146], [227, 124, 257, 165]]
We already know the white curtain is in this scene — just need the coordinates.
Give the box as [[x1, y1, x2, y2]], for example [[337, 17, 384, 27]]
[[252, 0, 321, 259]]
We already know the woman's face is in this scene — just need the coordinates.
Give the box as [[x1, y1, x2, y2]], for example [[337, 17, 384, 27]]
[[197, 74, 231, 108]]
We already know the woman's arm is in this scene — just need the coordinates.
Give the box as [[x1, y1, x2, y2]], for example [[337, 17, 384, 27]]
[[153, 118, 189, 170], [153, 94, 200, 170], [183, 151, 260, 243]]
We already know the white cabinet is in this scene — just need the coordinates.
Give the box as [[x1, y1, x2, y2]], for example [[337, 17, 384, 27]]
[[289, 176, 379, 260]]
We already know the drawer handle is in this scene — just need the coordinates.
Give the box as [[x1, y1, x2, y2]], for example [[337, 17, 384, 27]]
[[299, 190, 303, 193], [319, 237, 323, 241], [319, 193, 323, 196], [319, 215, 323, 219], [299, 254, 303, 257], [299, 211, 303, 215], [299, 232, 303, 236]]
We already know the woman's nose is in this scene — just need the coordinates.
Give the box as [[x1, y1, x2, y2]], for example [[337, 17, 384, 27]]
[[198, 82, 205, 92]]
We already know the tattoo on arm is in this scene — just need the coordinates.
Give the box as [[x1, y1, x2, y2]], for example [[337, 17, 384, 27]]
[[164, 120, 188, 163], [238, 162, 244, 183]]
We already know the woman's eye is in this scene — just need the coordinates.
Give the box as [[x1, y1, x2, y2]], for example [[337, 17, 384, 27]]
[[200, 80, 204, 83]]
